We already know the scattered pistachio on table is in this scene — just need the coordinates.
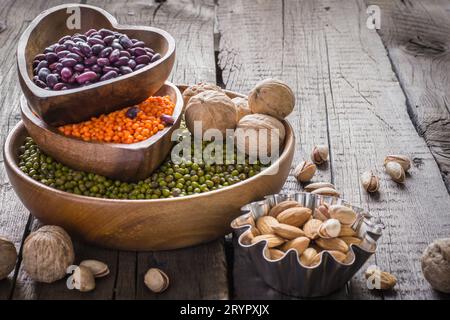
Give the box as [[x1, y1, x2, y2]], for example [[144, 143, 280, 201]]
[[360, 170, 380, 193], [311, 145, 329, 165], [293, 160, 317, 182]]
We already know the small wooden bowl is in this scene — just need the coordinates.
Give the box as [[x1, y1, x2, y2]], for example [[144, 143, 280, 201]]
[[17, 3, 176, 126], [4, 122, 295, 251], [20, 82, 183, 182]]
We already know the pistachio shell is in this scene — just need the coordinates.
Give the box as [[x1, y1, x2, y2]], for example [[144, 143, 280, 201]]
[[293, 160, 317, 182], [329, 205, 357, 225], [385, 161, 405, 183], [311, 145, 329, 164], [303, 219, 323, 239], [72, 265, 96, 292], [318, 219, 341, 238], [384, 154, 411, 171], [361, 170, 380, 192], [144, 268, 169, 293], [79, 260, 109, 278]]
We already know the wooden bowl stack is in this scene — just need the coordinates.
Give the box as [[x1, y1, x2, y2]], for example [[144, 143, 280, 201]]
[[4, 4, 296, 251]]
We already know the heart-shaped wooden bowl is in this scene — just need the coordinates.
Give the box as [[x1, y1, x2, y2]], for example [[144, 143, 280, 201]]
[[20, 82, 183, 182], [17, 3, 176, 126], [4, 107, 295, 251]]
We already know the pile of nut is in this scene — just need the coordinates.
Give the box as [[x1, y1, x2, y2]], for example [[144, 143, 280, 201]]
[[240, 200, 363, 267]]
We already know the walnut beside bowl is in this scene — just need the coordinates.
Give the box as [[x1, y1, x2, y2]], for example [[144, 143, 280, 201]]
[[17, 3, 176, 126], [20, 82, 183, 182], [4, 120, 295, 251]]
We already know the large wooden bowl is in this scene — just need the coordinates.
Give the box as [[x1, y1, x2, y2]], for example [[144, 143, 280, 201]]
[[4, 123, 295, 251], [17, 3, 176, 126], [21, 82, 183, 182]]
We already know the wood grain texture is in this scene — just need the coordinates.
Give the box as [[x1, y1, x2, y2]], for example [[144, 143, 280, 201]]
[[367, 0, 450, 192], [218, 0, 450, 300]]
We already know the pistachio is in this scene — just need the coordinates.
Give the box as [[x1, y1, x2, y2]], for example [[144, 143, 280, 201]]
[[311, 187, 340, 197], [303, 219, 323, 240], [144, 268, 170, 293], [311, 145, 329, 164], [304, 182, 335, 192], [267, 248, 285, 260], [256, 216, 279, 235], [384, 155, 411, 171], [272, 223, 305, 240], [340, 236, 362, 246], [276, 207, 312, 227], [361, 170, 380, 193], [318, 218, 341, 238], [251, 234, 285, 248], [315, 237, 349, 253], [385, 161, 405, 183], [365, 266, 397, 290], [329, 205, 357, 225], [72, 265, 96, 292], [268, 200, 301, 218], [293, 160, 317, 182], [300, 247, 319, 267], [79, 260, 109, 278], [339, 225, 358, 237], [280, 236, 310, 255]]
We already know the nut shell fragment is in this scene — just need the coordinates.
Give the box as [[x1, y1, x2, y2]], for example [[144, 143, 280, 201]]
[[72, 265, 96, 292], [385, 161, 406, 183], [79, 260, 109, 278], [144, 268, 170, 293]]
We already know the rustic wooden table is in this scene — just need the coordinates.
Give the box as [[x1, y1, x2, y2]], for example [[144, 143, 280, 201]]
[[0, 0, 449, 300]]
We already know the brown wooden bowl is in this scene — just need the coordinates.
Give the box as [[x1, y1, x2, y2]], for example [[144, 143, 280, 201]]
[[20, 82, 183, 182], [17, 3, 176, 126], [4, 122, 295, 251]]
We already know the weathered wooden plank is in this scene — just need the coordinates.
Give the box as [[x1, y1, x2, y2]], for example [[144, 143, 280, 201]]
[[0, 0, 82, 300], [367, 0, 450, 192], [218, 0, 450, 300], [217, 0, 347, 299], [84, 0, 228, 300]]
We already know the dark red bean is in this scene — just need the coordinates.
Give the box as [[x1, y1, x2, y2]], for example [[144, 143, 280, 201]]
[[127, 59, 136, 69], [34, 79, 47, 88], [99, 28, 114, 38], [150, 53, 161, 63], [111, 42, 123, 50], [32, 60, 40, 68], [88, 37, 105, 46], [85, 28, 97, 37], [53, 82, 65, 90], [100, 70, 118, 81], [70, 46, 85, 57], [84, 56, 97, 66], [34, 53, 46, 61], [109, 49, 120, 63], [72, 37, 85, 43], [45, 52, 58, 63], [91, 44, 104, 55], [97, 57, 110, 66], [54, 44, 66, 53], [126, 106, 140, 119], [36, 60, 48, 71], [132, 41, 145, 48], [131, 38, 138, 43], [119, 35, 133, 49], [49, 62, 61, 70], [91, 34, 103, 40], [61, 58, 77, 67], [144, 47, 155, 54], [56, 50, 70, 59], [46, 73, 59, 88], [38, 68, 50, 82], [58, 35, 71, 44], [74, 64, 85, 72], [103, 66, 120, 73], [120, 50, 131, 58], [135, 55, 151, 64], [78, 42, 92, 56], [134, 64, 146, 71], [43, 47, 54, 54], [103, 35, 115, 45], [114, 56, 129, 66], [66, 52, 82, 62], [67, 72, 79, 84], [134, 47, 146, 57], [91, 64, 102, 73], [100, 47, 113, 58], [76, 71, 97, 84], [64, 40, 76, 50], [119, 66, 133, 75], [61, 67, 73, 79]]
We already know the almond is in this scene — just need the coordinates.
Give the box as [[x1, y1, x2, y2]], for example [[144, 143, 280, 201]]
[[277, 207, 312, 227], [303, 219, 323, 239], [300, 247, 318, 267], [340, 236, 362, 246], [280, 236, 310, 255], [339, 225, 358, 237], [267, 248, 285, 260], [329, 205, 357, 225], [272, 223, 305, 239], [233, 214, 255, 228], [251, 234, 285, 248], [313, 203, 330, 221], [311, 187, 340, 197], [304, 182, 335, 192], [365, 267, 397, 290], [256, 216, 279, 235], [315, 237, 349, 253], [325, 250, 348, 263], [268, 200, 301, 218], [318, 219, 341, 238]]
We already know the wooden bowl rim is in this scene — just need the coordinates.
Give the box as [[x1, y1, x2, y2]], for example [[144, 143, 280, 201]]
[[17, 3, 176, 97], [20, 81, 184, 150], [5, 119, 295, 204]]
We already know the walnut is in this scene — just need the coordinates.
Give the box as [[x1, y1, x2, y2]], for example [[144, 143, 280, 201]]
[[248, 78, 295, 119], [185, 90, 237, 137], [0, 236, 17, 280], [421, 238, 450, 293], [22, 225, 75, 283], [232, 96, 251, 121], [235, 114, 285, 158], [182, 82, 223, 106]]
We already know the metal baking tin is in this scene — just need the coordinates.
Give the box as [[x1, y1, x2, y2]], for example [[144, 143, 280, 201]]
[[231, 192, 384, 298]]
